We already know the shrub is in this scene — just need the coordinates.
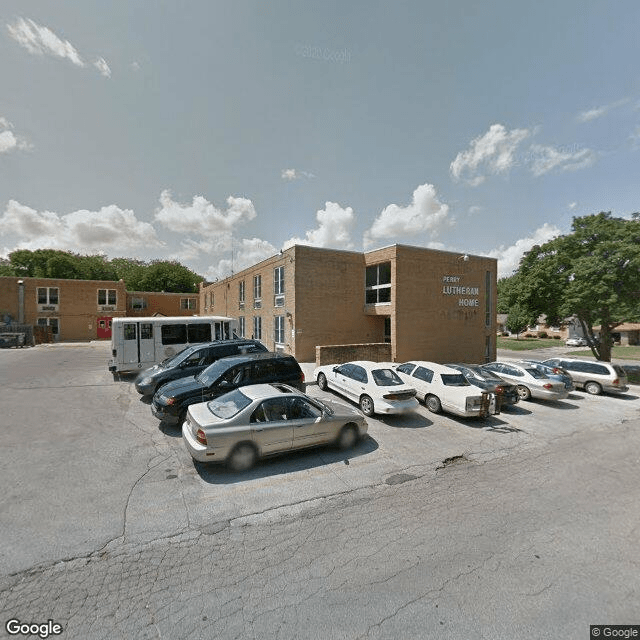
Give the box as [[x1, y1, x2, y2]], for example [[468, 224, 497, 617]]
[[553, 335, 561, 339], [538, 332, 548, 338], [524, 333, 534, 338]]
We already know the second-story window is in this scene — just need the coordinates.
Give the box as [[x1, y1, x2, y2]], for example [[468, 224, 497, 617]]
[[98, 289, 117, 306], [274, 266, 285, 306], [38, 287, 59, 305], [239, 280, 245, 307], [365, 262, 391, 304], [253, 275, 262, 309], [180, 298, 196, 310]]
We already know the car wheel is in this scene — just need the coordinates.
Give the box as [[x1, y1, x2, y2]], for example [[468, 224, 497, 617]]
[[336, 424, 358, 450], [425, 394, 442, 413], [227, 443, 257, 472], [317, 372, 328, 391], [359, 395, 375, 417], [585, 381, 602, 395], [516, 385, 531, 401]]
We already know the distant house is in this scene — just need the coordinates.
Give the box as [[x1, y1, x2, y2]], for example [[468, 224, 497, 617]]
[[594, 323, 640, 346]]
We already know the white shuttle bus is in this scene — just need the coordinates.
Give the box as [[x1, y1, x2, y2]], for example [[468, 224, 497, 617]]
[[108, 315, 237, 374]]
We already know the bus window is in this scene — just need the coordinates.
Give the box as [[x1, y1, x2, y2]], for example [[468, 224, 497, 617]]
[[161, 324, 187, 345], [124, 324, 137, 340], [223, 322, 230, 339], [188, 323, 212, 343], [140, 323, 153, 340]]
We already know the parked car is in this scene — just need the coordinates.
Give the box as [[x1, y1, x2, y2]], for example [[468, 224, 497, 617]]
[[152, 352, 305, 425], [565, 337, 587, 347], [182, 383, 368, 471], [446, 363, 520, 408], [519, 359, 575, 392], [313, 361, 418, 416], [393, 361, 491, 417], [135, 339, 268, 396], [542, 358, 629, 395], [481, 362, 569, 401]]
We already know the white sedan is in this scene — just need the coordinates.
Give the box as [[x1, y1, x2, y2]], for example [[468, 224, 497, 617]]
[[482, 362, 569, 401], [393, 361, 490, 417], [314, 361, 418, 416]]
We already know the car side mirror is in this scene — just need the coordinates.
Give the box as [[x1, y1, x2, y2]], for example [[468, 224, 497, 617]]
[[332, 366, 338, 372]]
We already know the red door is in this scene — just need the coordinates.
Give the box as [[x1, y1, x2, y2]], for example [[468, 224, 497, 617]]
[[97, 317, 112, 339]]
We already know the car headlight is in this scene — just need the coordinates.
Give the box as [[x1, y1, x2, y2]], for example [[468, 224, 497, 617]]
[[140, 377, 153, 385]]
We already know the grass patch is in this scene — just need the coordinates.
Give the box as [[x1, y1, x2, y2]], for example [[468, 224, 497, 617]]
[[496, 337, 562, 350], [566, 346, 640, 360]]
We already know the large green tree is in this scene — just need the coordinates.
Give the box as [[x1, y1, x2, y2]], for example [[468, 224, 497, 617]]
[[507, 212, 640, 361]]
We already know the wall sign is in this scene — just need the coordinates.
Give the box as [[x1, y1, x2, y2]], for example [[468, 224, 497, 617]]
[[442, 275, 480, 307]]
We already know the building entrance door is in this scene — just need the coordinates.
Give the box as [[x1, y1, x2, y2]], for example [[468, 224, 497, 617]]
[[97, 316, 112, 339]]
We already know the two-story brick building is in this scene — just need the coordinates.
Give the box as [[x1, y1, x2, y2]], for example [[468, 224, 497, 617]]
[[200, 244, 497, 364], [0, 277, 199, 341]]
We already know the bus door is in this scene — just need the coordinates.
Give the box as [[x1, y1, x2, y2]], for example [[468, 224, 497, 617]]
[[122, 321, 156, 368], [214, 321, 230, 340], [138, 322, 155, 364]]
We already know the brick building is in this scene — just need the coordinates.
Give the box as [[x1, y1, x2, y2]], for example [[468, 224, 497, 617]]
[[0, 277, 199, 342], [200, 244, 497, 364]]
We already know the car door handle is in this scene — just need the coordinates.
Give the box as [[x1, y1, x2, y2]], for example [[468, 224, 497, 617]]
[[254, 428, 264, 432]]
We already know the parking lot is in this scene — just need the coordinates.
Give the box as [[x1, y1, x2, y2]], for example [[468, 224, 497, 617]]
[[1, 341, 639, 578]]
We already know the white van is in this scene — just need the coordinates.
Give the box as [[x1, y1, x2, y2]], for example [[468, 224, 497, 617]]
[[108, 316, 237, 374]]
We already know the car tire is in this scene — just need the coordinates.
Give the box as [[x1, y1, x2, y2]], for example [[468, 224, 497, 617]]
[[425, 394, 442, 414], [317, 372, 328, 391], [359, 395, 375, 417], [585, 381, 602, 395], [336, 424, 358, 450], [227, 443, 257, 472], [516, 385, 531, 401]]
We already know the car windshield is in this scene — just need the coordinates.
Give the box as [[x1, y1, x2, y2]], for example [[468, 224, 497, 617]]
[[525, 368, 547, 379], [441, 374, 470, 386], [196, 359, 232, 386], [160, 349, 191, 368], [372, 369, 403, 386], [206, 389, 252, 419]]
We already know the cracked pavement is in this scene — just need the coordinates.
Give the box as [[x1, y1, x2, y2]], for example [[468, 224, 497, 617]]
[[1, 343, 639, 639]]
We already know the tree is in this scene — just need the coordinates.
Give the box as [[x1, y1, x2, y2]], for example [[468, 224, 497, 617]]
[[508, 212, 640, 361], [138, 261, 202, 293], [505, 303, 534, 339]]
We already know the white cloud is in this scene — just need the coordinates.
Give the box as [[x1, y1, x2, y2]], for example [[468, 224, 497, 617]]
[[487, 223, 560, 278], [528, 144, 596, 177], [0, 200, 162, 252], [568, 202, 578, 210], [154, 190, 257, 236], [7, 17, 85, 67], [204, 237, 277, 280], [364, 183, 452, 247], [450, 124, 531, 185], [577, 99, 628, 123], [130, 61, 141, 72], [281, 168, 315, 180], [7, 17, 111, 77], [284, 202, 355, 250], [468, 205, 482, 215], [0, 117, 32, 154], [93, 57, 111, 78]]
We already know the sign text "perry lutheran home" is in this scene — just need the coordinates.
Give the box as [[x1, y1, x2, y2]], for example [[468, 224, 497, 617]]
[[442, 275, 480, 306]]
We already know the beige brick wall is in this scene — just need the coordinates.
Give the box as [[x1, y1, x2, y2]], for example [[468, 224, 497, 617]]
[[316, 343, 392, 366], [126, 291, 199, 317]]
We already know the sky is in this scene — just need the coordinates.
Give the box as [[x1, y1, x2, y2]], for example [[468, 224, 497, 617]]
[[0, 1, 638, 280]]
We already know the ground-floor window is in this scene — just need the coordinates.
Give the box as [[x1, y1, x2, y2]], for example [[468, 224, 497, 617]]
[[238, 316, 245, 338], [384, 317, 391, 343], [37, 317, 59, 335], [274, 315, 285, 345], [253, 316, 262, 340]]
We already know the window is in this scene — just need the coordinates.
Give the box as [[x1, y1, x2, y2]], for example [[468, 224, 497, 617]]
[[396, 363, 415, 375], [253, 275, 262, 308], [161, 324, 187, 345], [274, 266, 285, 295], [124, 323, 137, 340], [140, 323, 153, 340], [253, 316, 262, 340], [238, 316, 245, 338], [130, 297, 147, 310], [38, 287, 59, 305], [180, 298, 196, 310], [274, 315, 285, 344], [365, 262, 391, 304], [485, 271, 492, 327], [98, 289, 117, 306], [239, 281, 245, 306], [37, 317, 59, 335], [187, 323, 212, 343], [413, 366, 434, 383], [351, 365, 368, 383]]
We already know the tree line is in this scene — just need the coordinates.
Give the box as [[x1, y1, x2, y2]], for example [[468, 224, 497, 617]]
[[0, 249, 204, 294], [497, 212, 640, 361]]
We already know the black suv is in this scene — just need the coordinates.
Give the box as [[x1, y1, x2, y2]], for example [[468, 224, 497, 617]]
[[151, 352, 305, 425], [135, 339, 268, 396]]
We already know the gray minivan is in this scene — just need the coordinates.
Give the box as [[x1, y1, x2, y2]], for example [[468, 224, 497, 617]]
[[542, 358, 629, 395]]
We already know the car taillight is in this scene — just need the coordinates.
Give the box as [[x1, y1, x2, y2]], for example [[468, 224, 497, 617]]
[[552, 368, 561, 374], [196, 429, 207, 445], [495, 386, 504, 394], [300, 371, 305, 383], [166, 397, 176, 405], [543, 383, 553, 390], [612, 378, 619, 385]]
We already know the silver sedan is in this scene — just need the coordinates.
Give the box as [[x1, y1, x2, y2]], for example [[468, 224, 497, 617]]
[[482, 362, 569, 401], [182, 383, 368, 471]]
